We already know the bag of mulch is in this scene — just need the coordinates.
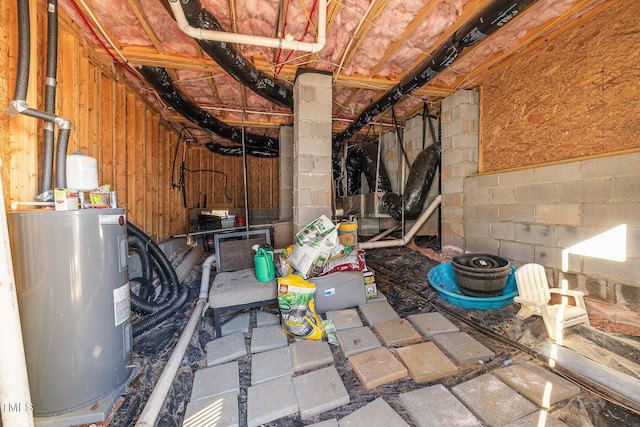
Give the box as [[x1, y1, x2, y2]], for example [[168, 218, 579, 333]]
[[277, 275, 325, 340]]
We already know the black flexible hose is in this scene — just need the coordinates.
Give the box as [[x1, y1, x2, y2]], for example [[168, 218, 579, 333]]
[[132, 276, 154, 302], [127, 221, 188, 336], [128, 234, 153, 281]]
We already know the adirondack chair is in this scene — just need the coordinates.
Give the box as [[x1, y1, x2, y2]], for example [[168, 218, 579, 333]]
[[514, 263, 590, 341]]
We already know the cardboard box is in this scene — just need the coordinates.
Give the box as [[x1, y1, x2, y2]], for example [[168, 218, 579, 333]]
[[309, 271, 366, 314], [272, 220, 294, 248]]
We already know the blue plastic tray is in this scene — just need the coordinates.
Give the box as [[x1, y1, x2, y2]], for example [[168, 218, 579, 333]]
[[427, 262, 518, 310]]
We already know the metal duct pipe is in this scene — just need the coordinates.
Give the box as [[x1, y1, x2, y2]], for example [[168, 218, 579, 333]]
[[332, 0, 539, 152], [168, 0, 327, 54], [8, 0, 72, 191], [135, 254, 216, 427], [166, 0, 293, 109]]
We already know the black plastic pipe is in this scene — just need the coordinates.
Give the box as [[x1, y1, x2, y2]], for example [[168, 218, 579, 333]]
[[332, 0, 539, 152], [165, 0, 294, 110], [138, 66, 279, 156]]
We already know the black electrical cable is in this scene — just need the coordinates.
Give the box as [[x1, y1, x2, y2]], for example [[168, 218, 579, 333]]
[[184, 167, 233, 201]]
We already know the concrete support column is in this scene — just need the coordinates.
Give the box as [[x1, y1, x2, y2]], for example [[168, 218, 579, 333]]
[[293, 70, 333, 231], [440, 89, 480, 249], [279, 125, 294, 220]]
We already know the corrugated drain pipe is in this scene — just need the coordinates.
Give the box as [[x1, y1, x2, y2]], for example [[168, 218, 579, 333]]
[[135, 254, 215, 427], [8, 0, 71, 192], [358, 195, 441, 250]]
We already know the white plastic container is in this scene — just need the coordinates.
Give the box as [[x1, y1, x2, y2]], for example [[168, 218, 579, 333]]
[[66, 152, 98, 191]]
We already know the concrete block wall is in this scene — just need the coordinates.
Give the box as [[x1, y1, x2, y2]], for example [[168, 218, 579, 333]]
[[464, 152, 640, 312], [440, 89, 480, 249], [279, 125, 294, 220], [293, 71, 333, 231], [373, 115, 440, 235]]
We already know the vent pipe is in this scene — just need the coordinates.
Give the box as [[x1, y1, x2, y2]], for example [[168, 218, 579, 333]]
[[7, 0, 71, 193], [167, 0, 327, 54]]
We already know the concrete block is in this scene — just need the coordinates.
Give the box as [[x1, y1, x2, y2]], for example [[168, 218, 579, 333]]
[[534, 246, 581, 272], [452, 160, 478, 178], [582, 202, 640, 227], [515, 224, 555, 246], [491, 186, 516, 204], [499, 205, 535, 223], [407, 312, 459, 338], [190, 361, 239, 403], [336, 326, 381, 357], [183, 391, 239, 427], [499, 241, 534, 264], [443, 192, 463, 209], [516, 183, 558, 205], [441, 177, 464, 194], [465, 237, 499, 254], [395, 342, 458, 383], [442, 89, 479, 110], [583, 257, 640, 284], [452, 102, 480, 120], [250, 325, 288, 354], [348, 347, 408, 389], [498, 168, 534, 187], [441, 206, 463, 223], [465, 221, 490, 239], [247, 376, 298, 427], [432, 332, 495, 364], [290, 339, 334, 372], [613, 175, 640, 202], [373, 318, 423, 347], [206, 332, 247, 367], [464, 187, 490, 207], [251, 346, 293, 385], [533, 162, 581, 183], [557, 178, 613, 204], [493, 362, 580, 408], [442, 148, 465, 166], [474, 205, 500, 223], [580, 153, 639, 179], [399, 384, 480, 427], [338, 397, 409, 427], [536, 204, 581, 227], [617, 283, 640, 312], [358, 300, 401, 326], [451, 373, 537, 426], [450, 130, 479, 150], [325, 308, 363, 330], [442, 235, 464, 249], [492, 222, 516, 241], [293, 365, 350, 419]]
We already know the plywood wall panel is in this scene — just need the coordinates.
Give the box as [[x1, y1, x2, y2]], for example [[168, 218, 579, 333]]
[[480, 0, 640, 172]]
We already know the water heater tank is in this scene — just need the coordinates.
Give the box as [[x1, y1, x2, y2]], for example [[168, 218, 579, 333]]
[[8, 208, 132, 417]]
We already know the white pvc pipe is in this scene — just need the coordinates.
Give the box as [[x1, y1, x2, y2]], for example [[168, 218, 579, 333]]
[[168, 0, 327, 53], [0, 160, 34, 427], [358, 195, 441, 250], [135, 254, 215, 427]]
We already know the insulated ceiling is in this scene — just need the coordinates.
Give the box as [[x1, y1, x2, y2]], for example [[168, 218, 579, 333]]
[[58, 0, 607, 150]]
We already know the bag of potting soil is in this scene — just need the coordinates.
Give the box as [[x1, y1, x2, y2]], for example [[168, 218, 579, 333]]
[[277, 275, 325, 340]]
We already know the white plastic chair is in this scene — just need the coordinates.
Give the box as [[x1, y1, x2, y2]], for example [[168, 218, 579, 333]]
[[514, 263, 590, 341]]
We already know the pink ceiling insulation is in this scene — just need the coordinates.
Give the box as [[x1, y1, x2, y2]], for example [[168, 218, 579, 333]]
[[435, 0, 606, 87], [54, 0, 600, 145]]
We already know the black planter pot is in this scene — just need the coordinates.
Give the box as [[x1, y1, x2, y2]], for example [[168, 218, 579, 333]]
[[452, 253, 511, 298]]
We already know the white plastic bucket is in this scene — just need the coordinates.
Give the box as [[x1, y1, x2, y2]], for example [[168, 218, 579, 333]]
[[66, 152, 98, 191]]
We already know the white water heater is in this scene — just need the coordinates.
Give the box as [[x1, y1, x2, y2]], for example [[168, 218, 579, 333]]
[[8, 208, 132, 418]]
